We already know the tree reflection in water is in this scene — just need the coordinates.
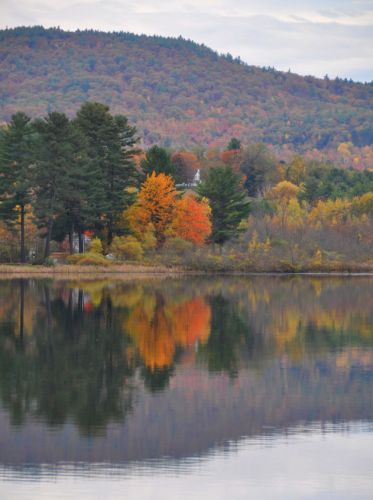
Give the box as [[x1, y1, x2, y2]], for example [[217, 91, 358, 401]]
[[0, 276, 372, 439]]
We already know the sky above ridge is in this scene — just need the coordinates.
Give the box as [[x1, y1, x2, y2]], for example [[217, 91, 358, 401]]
[[1, 0, 372, 81]]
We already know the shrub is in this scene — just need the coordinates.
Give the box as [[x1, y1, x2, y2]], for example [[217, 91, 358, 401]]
[[163, 237, 193, 255], [89, 237, 103, 254], [142, 227, 157, 252], [66, 253, 82, 264], [110, 236, 144, 260], [159, 237, 194, 266], [66, 252, 111, 266], [44, 256, 56, 267]]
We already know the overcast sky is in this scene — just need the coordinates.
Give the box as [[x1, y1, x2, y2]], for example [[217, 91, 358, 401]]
[[1, 0, 372, 81]]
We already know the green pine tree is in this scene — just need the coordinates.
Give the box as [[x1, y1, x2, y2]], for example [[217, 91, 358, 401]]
[[197, 166, 250, 244], [227, 137, 241, 151], [0, 112, 34, 262], [141, 145, 176, 179], [56, 121, 96, 253], [33, 112, 85, 259], [75, 102, 138, 246]]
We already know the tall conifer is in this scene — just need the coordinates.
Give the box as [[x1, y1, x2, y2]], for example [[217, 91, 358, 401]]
[[197, 166, 250, 244], [75, 102, 138, 246], [33, 112, 89, 259], [0, 112, 33, 262]]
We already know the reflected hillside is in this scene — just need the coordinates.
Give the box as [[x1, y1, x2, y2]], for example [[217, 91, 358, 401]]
[[0, 276, 372, 464]]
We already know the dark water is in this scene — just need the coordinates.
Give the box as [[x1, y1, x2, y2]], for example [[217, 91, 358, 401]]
[[0, 276, 372, 499]]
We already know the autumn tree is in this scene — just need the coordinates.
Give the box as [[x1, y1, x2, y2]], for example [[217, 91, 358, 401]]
[[268, 181, 307, 265], [197, 166, 250, 244], [285, 155, 306, 185], [171, 194, 211, 245], [269, 181, 301, 231], [220, 149, 242, 173], [352, 192, 373, 218], [136, 172, 178, 246], [0, 221, 18, 262], [309, 198, 352, 227]]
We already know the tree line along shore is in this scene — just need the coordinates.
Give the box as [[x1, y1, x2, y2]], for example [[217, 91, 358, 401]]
[[0, 102, 372, 273]]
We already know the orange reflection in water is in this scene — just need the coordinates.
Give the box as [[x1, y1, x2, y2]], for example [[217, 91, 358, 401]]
[[126, 295, 211, 370]]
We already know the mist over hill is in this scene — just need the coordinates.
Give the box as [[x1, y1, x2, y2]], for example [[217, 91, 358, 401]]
[[0, 26, 372, 156]]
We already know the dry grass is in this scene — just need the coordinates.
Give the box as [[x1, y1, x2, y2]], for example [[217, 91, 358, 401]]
[[0, 263, 187, 279], [1, 261, 372, 280]]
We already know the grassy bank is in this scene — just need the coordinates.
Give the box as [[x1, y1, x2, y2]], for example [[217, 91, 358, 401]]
[[0, 262, 372, 278], [0, 263, 186, 278]]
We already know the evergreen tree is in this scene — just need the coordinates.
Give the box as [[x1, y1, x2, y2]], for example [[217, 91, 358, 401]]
[[227, 137, 241, 151], [197, 166, 250, 244], [0, 112, 34, 262], [75, 102, 138, 246], [141, 145, 176, 179], [56, 121, 95, 253], [33, 112, 86, 259]]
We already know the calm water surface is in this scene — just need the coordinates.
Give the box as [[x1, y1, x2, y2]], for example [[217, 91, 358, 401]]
[[0, 276, 372, 499]]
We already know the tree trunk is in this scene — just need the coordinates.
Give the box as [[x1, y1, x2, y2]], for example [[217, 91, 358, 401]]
[[44, 219, 53, 260], [20, 204, 25, 263], [107, 221, 113, 247], [78, 230, 84, 253], [69, 224, 74, 255]]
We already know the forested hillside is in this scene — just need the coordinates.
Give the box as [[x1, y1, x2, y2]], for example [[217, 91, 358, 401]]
[[0, 26, 373, 167]]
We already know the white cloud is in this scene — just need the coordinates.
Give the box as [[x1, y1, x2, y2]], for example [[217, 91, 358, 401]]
[[0, 0, 372, 80]]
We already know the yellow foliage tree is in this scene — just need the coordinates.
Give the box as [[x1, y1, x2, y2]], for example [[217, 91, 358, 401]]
[[136, 172, 178, 246], [352, 192, 373, 218], [269, 181, 301, 231], [309, 198, 352, 227], [286, 156, 306, 185]]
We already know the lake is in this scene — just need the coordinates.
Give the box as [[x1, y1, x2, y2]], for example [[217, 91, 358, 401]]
[[0, 275, 372, 499]]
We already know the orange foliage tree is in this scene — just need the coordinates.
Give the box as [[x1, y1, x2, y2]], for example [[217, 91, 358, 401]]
[[220, 149, 241, 173], [171, 194, 211, 245], [136, 172, 178, 245]]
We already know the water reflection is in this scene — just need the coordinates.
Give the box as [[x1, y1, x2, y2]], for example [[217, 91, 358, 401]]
[[0, 276, 372, 468]]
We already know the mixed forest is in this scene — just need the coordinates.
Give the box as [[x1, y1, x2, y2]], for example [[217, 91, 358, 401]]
[[0, 102, 372, 272], [0, 26, 373, 171]]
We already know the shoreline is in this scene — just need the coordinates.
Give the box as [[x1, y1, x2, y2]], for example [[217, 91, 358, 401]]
[[0, 264, 372, 279]]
